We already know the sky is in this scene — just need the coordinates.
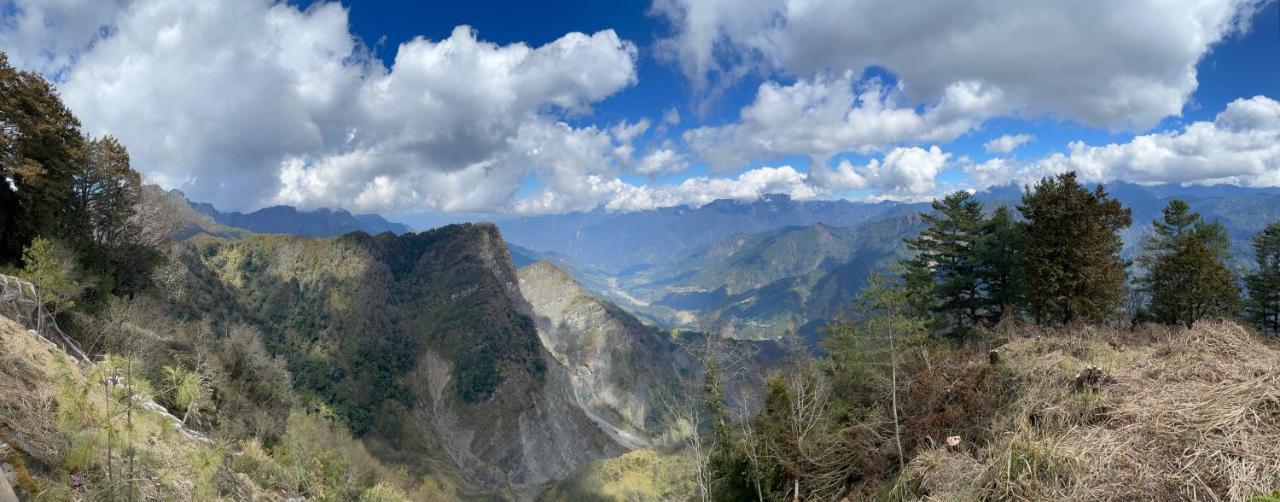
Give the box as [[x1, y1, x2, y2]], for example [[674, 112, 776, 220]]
[[1, 0, 1277, 226]]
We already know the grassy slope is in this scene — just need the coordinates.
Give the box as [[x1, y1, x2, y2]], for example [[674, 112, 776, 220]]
[[897, 320, 1280, 500]]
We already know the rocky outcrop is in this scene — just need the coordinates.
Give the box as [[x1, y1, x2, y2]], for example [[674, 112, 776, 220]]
[[518, 261, 697, 449]]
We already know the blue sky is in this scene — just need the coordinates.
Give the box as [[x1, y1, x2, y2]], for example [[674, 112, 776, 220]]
[[1, 0, 1277, 226]]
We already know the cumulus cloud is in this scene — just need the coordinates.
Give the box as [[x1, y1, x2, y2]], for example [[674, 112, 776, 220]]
[[984, 134, 1034, 154], [0, 0, 127, 74], [515, 165, 819, 213], [812, 146, 951, 199], [7, 0, 1270, 216], [632, 146, 688, 176], [513, 143, 953, 213], [965, 96, 1280, 189], [2, 0, 640, 213], [684, 72, 1000, 170], [654, 0, 1265, 129]]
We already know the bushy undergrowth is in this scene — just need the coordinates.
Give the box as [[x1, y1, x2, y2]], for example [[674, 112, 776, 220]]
[[0, 300, 456, 501], [896, 321, 1280, 501], [687, 320, 1280, 501]]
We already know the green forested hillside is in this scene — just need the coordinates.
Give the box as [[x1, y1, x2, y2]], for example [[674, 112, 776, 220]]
[[169, 223, 626, 493], [614, 213, 925, 339]]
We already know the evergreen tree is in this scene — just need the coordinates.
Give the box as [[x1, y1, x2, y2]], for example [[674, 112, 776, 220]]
[[903, 191, 987, 336], [67, 135, 155, 296], [18, 237, 82, 315], [1245, 221, 1280, 336], [1018, 172, 1131, 324], [1137, 199, 1238, 327], [0, 52, 85, 263], [977, 206, 1027, 322], [67, 136, 141, 254]]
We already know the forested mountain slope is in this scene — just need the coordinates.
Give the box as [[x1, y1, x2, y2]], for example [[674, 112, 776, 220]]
[[172, 223, 623, 493], [613, 213, 926, 340]]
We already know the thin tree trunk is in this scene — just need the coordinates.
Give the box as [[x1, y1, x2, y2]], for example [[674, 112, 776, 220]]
[[126, 360, 135, 502], [103, 375, 114, 497], [889, 315, 905, 475]]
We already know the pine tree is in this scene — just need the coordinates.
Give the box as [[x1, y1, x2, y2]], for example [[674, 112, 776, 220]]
[[977, 206, 1027, 322], [1245, 221, 1280, 336], [1137, 199, 1238, 327], [0, 52, 86, 264], [18, 237, 82, 315], [1018, 172, 1131, 324], [67, 135, 155, 296], [67, 136, 141, 254], [903, 191, 988, 336]]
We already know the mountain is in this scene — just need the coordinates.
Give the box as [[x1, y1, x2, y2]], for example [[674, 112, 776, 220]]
[[501, 184, 1280, 343], [618, 213, 926, 340], [499, 194, 927, 272], [187, 194, 412, 237], [177, 223, 622, 494], [517, 261, 698, 449]]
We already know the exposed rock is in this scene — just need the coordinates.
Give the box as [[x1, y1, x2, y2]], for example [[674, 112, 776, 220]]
[[518, 261, 698, 449], [0, 465, 16, 502]]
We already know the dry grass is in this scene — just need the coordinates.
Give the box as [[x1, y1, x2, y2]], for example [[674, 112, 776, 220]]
[[902, 320, 1280, 501], [0, 315, 228, 500], [0, 315, 65, 468]]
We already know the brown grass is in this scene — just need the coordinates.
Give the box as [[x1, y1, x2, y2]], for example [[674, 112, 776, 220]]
[[901, 320, 1280, 501], [0, 315, 64, 468]]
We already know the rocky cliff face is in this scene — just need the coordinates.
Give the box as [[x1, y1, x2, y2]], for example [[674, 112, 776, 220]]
[[517, 261, 698, 448]]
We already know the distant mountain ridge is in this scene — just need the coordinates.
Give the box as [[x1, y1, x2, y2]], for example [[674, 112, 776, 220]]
[[184, 193, 412, 237], [499, 194, 927, 272], [501, 183, 1280, 342]]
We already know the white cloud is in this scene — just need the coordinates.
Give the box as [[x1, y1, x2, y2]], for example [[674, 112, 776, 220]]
[[0, 0, 127, 74], [812, 146, 951, 199], [515, 165, 820, 213], [684, 72, 1000, 170], [633, 146, 688, 176], [2, 0, 640, 213], [965, 96, 1280, 189], [654, 0, 1265, 129], [984, 134, 1034, 154], [662, 107, 681, 126], [515, 144, 952, 213]]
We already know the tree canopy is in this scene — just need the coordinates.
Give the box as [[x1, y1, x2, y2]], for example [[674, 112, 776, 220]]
[[1246, 221, 1280, 336], [1018, 172, 1131, 324], [1138, 199, 1238, 327]]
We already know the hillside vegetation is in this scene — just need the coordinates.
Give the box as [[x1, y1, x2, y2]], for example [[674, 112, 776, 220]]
[[0, 310, 455, 501], [547, 320, 1280, 501], [898, 320, 1279, 500]]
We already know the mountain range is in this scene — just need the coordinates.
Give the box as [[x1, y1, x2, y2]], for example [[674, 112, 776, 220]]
[[181, 181, 1280, 345], [185, 192, 412, 237], [500, 182, 1280, 341], [176, 181, 1280, 345]]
